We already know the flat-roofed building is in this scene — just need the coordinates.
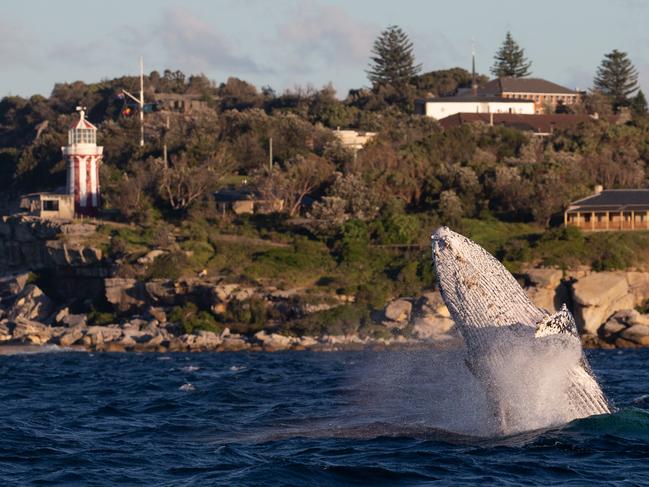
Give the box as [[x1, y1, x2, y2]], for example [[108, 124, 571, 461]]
[[19, 193, 75, 220], [415, 96, 535, 120], [565, 188, 649, 231]]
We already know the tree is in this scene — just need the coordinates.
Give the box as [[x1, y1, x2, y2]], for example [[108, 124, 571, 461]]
[[156, 148, 234, 211], [256, 155, 334, 217], [594, 49, 639, 111], [366, 25, 421, 88], [631, 90, 648, 117], [490, 31, 532, 78]]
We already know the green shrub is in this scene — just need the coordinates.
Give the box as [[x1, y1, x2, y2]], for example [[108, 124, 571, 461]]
[[146, 251, 192, 280], [169, 303, 222, 335]]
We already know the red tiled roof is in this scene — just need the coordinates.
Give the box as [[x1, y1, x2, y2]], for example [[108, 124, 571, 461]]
[[438, 113, 618, 133]]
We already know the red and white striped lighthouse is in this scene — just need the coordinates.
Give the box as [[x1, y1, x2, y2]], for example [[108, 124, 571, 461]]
[[61, 107, 103, 216]]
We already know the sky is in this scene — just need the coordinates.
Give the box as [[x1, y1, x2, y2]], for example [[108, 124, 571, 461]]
[[2, 0, 649, 99]]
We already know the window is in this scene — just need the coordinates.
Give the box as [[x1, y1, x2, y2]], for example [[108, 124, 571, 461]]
[[42, 199, 59, 212]]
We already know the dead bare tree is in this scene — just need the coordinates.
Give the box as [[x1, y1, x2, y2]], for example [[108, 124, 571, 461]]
[[256, 155, 334, 217], [156, 147, 235, 211]]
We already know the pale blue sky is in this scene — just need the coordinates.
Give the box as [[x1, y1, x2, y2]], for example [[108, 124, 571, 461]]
[[2, 0, 648, 98]]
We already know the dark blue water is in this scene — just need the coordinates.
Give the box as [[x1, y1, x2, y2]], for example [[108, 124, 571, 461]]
[[1, 348, 649, 486]]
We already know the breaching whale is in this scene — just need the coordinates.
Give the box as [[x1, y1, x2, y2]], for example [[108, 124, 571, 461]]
[[431, 226, 610, 434]]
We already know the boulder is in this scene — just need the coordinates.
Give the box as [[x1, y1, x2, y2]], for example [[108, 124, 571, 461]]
[[85, 325, 122, 345], [0, 321, 12, 341], [620, 324, 649, 346], [411, 315, 455, 340], [220, 335, 249, 351], [58, 326, 85, 347], [137, 249, 166, 265], [146, 306, 167, 323], [11, 318, 52, 345], [254, 330, 292, 350], [61, 314, 87, 328], [572, 272, 635, 334], [104, 278, 145, 312], [626, 272, 649, 305], [0, 272, 29, 301], [144, 280, 176, 306], [211, 284, 239, 302], [54, 307, 70, 324], [193, 330, 222, 350], [7, 284, 54, 322], [384, 299, 412, 323], [525, 268, 563, 290]]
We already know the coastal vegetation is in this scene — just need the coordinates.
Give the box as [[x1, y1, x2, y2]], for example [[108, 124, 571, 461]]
[[1, 27, 649, 340]]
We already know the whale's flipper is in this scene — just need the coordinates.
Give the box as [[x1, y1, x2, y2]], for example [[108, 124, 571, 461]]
[[535, 304, 578, 338], [431, 226, 611, 434]]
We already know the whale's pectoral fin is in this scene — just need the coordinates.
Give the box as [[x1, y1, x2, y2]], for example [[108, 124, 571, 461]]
[[534, 304, 578, 338]]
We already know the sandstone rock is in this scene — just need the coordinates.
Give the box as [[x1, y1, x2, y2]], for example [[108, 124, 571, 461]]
[[54, 307, 70, 324], [221, 335, 249, 351], [626, 272, 649, 305], [298, 336, 318, 347], [144, 280, 176, 305], [11, 318, 52, 345], [572, 272, 635, 334], [254, 330, 292, 350], [137, 249, 166, 265], [0, 321, 12, 341], [211, 284, 239, 302], [411, 315, 455, 339], [58, 326, 85, 346], [62, 314, 87, 328], [525, 268, 563, 289], [147, 307, 167, 323], [86, 325, 122, 345], [7, 284, 54, 322], [384, 299, 412, 323], [193, 330, 222, 350], [104, 278, 145, 312], [601, 320, 627, 337], [0, 272, 29, 301], [620, 324, 649, 346]]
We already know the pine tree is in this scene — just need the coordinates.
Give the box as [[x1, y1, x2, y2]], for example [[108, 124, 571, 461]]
[[631, 89, 648, 117], [366, 26, 421, 88], [490, 31, 532, 78], [594, 49, 639, 111]]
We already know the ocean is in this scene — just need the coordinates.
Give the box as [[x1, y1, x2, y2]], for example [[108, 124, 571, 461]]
[[1, 348, 648, 486]]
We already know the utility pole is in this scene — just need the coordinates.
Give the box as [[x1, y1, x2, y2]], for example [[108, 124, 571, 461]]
[[122, 56, 145, 146], [163, 113, 170, 166], [268, 137, 273, 171]]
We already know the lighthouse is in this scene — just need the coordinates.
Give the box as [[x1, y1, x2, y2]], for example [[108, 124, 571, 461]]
[[61, 107, 103, 216]]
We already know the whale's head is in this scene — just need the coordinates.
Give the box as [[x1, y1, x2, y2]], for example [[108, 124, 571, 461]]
[[431, 226, 545, 331]]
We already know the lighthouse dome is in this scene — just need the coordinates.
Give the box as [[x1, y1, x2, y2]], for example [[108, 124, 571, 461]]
[[68, 108, 97, 145]]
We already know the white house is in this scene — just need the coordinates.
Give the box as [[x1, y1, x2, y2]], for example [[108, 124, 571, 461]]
[[415, 96, 535, 120]]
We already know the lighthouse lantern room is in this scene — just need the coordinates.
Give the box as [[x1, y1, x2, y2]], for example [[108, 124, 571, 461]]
[[61, 107, 103, 216]]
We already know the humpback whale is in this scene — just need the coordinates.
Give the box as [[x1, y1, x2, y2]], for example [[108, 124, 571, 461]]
[[431, 226, 610, 434]]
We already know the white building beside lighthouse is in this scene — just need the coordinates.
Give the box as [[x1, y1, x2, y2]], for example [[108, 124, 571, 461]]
[[61, 107, 103, 216]]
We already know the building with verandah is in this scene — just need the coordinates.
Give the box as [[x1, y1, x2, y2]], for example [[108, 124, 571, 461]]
[[564, 188, 649, 231]]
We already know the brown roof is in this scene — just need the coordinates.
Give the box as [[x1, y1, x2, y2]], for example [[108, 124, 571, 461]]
[[415, 95, 532, 104], [479, 78, 579, 96], [438, 113, 618, 133]]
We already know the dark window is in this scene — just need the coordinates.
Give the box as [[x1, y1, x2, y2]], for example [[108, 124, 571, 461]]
[[43, 199, 59, 211]]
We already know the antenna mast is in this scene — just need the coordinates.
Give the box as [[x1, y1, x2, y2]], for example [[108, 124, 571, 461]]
[[122, 56, 145, 146]]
